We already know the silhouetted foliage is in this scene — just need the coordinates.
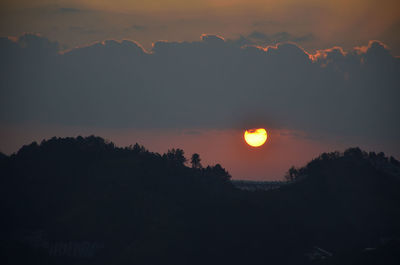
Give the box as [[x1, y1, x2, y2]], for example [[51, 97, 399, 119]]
[[164, 148, 187, 166], [0, 151, 6, 162], [285, 147, 400, 184], [1, 138, 399, 265], [127, 143, 147, 153], [285, 166, 299, 182], [203, 163, 232, 182], [190, 153, 202, 169], [390, 156, 400, 166]]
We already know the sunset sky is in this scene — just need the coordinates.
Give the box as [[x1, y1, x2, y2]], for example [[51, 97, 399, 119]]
[[1, 0, 399, 179], [1, 0, 400, 54]]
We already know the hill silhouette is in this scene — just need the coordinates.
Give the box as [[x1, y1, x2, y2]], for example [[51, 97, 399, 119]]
[[1, 136, 400, 265]]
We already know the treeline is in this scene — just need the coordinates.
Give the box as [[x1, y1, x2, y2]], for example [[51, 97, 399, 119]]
[[4, 135, 231, 180], [1, 136, 236, 265], [285, 147, 400, 182], [1, 136, 400, 265]]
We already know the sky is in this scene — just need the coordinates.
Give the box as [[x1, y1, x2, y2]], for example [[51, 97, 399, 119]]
[[0, 0, 399, 180], [1, 0, 400, 54]]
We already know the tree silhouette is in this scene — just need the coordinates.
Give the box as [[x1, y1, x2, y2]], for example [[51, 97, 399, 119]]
[[203, 164, 231, 182], [129, 143, 147, 153], [165, 148, 187, 166], [190, 153, 202, 169], [285, 166, 299, 182]]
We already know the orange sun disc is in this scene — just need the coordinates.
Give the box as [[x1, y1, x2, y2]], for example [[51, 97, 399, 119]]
[[244, 128, 268, 147]]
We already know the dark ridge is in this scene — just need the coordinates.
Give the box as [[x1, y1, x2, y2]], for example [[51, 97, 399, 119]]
[[1, 137, 399, 265]]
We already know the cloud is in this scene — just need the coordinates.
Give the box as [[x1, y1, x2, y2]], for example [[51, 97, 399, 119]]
[[292, 33, 314, 43], [201, 34, 225, 44], [242, 31, 315, 46], [248, 31, 270, 42], [227, 31, 315, 48], [0, 34, 399, 145], [0, 33, 59, 58]]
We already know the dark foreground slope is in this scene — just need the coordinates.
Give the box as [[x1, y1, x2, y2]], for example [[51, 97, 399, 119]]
[[1, 137, 400, 265]]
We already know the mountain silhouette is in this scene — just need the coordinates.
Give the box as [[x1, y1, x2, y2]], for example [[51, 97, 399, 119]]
[[1, 136, 399, 265]]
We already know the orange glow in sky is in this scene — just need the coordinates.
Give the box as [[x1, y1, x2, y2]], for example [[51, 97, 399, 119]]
[[0, 0, 399, 54]]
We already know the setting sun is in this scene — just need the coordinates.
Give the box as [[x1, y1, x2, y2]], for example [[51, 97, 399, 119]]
[[244, 128, 268, 147]]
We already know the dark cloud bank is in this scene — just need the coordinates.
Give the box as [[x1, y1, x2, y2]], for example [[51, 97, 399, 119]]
[[0, 34, 399, 143]]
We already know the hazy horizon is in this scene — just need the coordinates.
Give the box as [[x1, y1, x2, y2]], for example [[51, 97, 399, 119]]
[[1, 124, 399, 180], [1, 0, 399, 181]]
